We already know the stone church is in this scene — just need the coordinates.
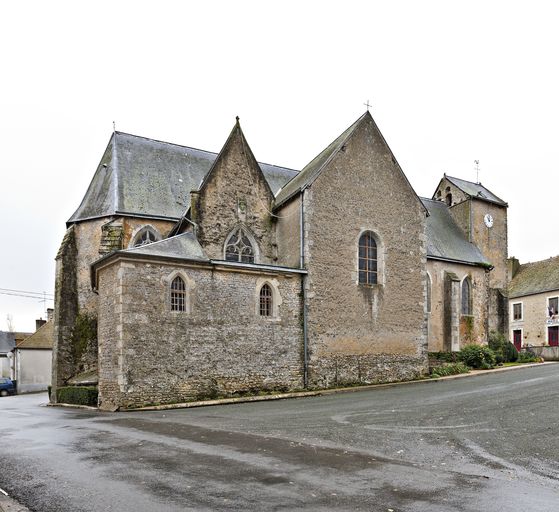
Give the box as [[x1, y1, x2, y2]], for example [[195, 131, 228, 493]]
[[52, 112, 509, 410]]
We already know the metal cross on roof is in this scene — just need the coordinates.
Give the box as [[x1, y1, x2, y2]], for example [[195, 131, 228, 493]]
[[364, 100, 372, 111]]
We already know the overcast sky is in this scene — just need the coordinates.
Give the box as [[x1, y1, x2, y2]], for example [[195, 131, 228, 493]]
[[1, 0, 558, 332]]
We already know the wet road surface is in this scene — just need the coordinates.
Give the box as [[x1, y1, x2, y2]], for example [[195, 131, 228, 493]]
[[1, 364, 559, 511]]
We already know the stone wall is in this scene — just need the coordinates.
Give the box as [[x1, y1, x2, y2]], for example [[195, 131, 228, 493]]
[[303, 115, 429, 387], [434, 178, 469, 207], [276, 197, 301, 268], [469, 199, 508, 290], [52, 226, 78, 399], [191, 123, 276, 264], [122, 218, 176, 248], [96, 258, 304, 409], [427, 260, 489, 351]]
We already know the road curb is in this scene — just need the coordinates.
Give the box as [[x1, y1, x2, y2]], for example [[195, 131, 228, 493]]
[[45, 361, 556, 412], [0, 491, 30, 512]]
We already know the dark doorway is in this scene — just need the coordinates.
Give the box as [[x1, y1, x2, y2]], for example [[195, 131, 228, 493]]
[[513, 329, 522, 351], [549, 326, 559, 347]]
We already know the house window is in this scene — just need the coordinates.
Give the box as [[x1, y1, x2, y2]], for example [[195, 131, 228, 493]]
[[548, 297, 558, 317], [259, 283, 272, 317], [358, 232, 378, 285], [170, 276, 186, 312], [446, 193, 452, 206], [512, 303, 522, 321], [426, 273, 432, 314], [461, 277, 472, 315], [132, 226, 160, 247], [225, 227, 256, 263]]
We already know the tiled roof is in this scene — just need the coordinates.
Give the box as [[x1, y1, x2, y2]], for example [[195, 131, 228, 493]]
[[16, 322, 53, 349], [122, 232, 209, 262], [68, 132, 298, 224], [444, 176, 507, 207], [422, 198, 490, 266], [509, 255, 559, 298]]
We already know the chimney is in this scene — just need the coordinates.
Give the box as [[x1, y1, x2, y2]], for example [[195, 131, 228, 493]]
[[508, 257, 521, 279], [47, 308, 54, 322], [36, 318, 46, 331]]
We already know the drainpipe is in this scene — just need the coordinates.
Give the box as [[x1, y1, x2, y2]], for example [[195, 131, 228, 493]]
[[300, 192, 309, 388]]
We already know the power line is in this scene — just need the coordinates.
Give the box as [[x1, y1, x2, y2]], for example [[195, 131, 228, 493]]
[[0, 288, 54, 298]]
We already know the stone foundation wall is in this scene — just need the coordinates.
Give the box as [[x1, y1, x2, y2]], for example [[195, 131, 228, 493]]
[[97, 259, 304, 409], [309, 354, 428, 389]]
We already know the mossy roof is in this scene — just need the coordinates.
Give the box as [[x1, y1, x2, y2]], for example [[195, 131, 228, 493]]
[[422, 198, 490, 266], [68, 132, 298, 224], [509, 256, 559, 298], [17, 321, 53, 349]]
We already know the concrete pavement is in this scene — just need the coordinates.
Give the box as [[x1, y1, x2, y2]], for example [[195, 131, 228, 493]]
[[1, 363, 559, 511]]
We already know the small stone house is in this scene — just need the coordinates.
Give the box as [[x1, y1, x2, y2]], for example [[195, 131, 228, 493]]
[[508, 255, 559, 358], [52, 112, 509, 409]]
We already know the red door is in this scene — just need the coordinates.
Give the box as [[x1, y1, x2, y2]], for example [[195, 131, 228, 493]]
[[513, 330, 522, 351], [549, 326, 559, 347]]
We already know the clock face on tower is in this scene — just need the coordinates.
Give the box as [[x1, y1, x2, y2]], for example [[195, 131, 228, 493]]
[[484, 213, 494, 228]]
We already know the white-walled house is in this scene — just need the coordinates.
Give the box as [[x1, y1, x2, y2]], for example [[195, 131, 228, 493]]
[[12, 315, 54, 393]]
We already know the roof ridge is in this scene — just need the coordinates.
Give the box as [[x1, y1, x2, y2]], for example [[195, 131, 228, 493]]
[[114, 131, 298, 173], [274, 112, 369, 206]]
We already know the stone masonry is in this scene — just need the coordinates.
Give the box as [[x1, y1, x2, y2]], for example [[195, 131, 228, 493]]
[[96, 257, 303, 410]]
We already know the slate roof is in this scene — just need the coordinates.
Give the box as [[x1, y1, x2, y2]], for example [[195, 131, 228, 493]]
[[120, 232, 209, 262], [444, 176, 507, 207], [68, 132, 298, 224], [422, 198, 490, 266], [274, 113, 366, 207], [509, 256, 559, 298], [16, 321, 53, 349], [0, 331, 15, 355]]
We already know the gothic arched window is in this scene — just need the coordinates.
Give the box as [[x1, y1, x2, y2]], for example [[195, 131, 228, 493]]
[[259, 283, 273, 317], [132, 226, 160, 247], [170, 276, 187, 312], [461, 277, 472, 315], [225, 227, 256, 263], [358, 232, 378, 285]]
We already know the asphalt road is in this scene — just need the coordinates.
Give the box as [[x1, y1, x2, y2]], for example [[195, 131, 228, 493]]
[[1, 365, 559, 512]]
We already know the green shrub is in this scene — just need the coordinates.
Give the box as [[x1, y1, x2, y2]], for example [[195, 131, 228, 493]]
[[430, 362, 470, 378], [458, 344, 496, 369], [47, 385, 52, 400], [488, 330, 518, 364], [517, 352, 540, 364], [428, 351, 459, 363], [56, 386, 98, 406]]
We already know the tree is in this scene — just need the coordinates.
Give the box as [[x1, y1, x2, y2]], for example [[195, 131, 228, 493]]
[[6, 314, 14, 333]]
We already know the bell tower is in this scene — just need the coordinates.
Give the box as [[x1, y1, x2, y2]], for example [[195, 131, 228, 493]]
[[433, 175, 509, 333]]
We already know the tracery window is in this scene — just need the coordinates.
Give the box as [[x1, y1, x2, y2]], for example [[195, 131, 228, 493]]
[[259, 283, 272, 317], [225, 227, 256, 263], [170, 276, 187, 312], [132, 227, 159, 247], [461, 277, 472, 315], [358, 232, 378, 285]]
